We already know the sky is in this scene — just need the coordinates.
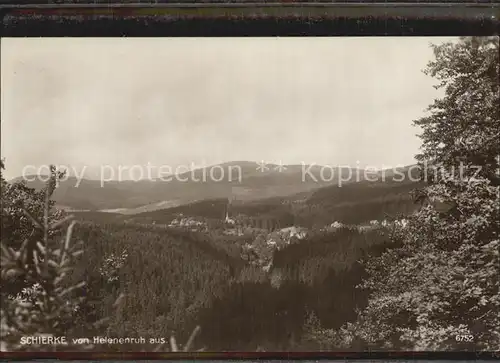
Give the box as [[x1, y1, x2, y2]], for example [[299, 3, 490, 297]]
[[1, 37, 457, 180]]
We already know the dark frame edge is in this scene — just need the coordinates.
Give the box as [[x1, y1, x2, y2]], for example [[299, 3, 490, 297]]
[[1, 350, 500, 360]]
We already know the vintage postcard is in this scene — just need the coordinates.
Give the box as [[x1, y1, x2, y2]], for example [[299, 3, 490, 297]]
[[1, 36, 498, 355]]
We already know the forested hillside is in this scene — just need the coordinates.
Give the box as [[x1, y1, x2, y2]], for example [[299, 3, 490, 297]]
[[72, 219, 401, 351], [196, 226, 398, 351], [0, 161, 409, 351], [70, 222, 243, 350]]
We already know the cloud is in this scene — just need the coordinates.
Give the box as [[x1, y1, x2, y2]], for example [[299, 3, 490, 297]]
[[1, 37, 455, 179]]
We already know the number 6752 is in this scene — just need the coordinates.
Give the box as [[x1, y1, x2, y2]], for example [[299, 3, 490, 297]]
[[455, 335, 474, 342]]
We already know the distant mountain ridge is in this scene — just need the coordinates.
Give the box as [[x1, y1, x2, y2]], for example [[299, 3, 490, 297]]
[[11, 161, 367, 213], [66, 164, 422, 227]]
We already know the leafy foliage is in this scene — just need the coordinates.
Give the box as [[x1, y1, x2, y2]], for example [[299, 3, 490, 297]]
[[1, 163, 65, 248], [329, 37, 500, 351], [415, 37, 499, 186]]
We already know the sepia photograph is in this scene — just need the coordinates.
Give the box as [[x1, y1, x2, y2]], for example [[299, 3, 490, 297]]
[[1, 36, 499, 353]]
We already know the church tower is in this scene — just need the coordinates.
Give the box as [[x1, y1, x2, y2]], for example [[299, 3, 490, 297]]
[[225, 198, 231, 222], [225, 195, 235, 224]]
